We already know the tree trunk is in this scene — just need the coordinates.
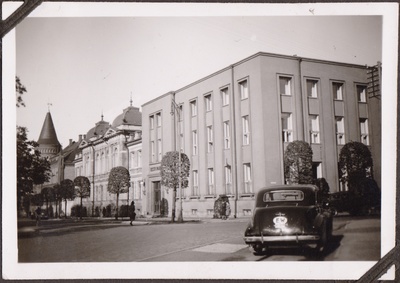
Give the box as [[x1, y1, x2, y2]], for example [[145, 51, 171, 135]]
[[171, 188, 176, 222], [80, 196, 83, 220], [64, 199, 68, 219], [115, 193, 119, 220]]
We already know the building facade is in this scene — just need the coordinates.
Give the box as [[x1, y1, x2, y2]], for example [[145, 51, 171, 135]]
[[141, 52, 381, 218], [73, 103, 144, 216], [35, 111, 81, 216]]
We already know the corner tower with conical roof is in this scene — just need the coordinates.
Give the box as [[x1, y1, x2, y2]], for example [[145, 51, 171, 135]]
[[37, 111, 61, 158]]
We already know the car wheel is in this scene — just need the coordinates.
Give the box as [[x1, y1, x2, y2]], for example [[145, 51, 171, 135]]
[[252, 245, 264, 255], [316, 221, 327, 253]]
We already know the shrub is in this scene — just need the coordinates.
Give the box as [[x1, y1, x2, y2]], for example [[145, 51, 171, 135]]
[[119, 205, 129, 217], [71, 204, 88, 218], [94, 206, 100, 217]]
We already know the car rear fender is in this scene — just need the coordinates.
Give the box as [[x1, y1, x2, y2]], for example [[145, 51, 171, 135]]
[[313, 213, 325, 229]]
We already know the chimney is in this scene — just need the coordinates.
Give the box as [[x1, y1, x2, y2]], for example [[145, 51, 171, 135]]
[[69, 139, 73, 146], [79, 134, 82, 141]]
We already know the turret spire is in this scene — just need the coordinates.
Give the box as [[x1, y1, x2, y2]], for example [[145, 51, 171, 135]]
[[37, 111, 61, 158]]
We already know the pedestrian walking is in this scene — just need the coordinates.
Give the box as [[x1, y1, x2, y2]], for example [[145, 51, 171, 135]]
[[35, 206, 42, 226], [129, 201, 136, 226]]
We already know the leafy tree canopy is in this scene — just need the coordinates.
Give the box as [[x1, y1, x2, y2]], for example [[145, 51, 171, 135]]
[[74, 176, 91, 198], [16, 76, 27, 107], [339, 141, 373, 190], [107, 166, 130, 194], [161, 151, 190, 190], [284, 140, 313, 185], [60, 179, 76, 201]]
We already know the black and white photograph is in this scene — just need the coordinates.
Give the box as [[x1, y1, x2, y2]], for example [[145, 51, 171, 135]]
[[2, 2, 398, 281]]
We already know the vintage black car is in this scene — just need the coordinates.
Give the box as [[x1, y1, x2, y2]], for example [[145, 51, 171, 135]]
[[243, 185, 333, 254]]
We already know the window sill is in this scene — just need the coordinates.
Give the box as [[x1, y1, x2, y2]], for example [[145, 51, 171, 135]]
[[240, 193, 255, 198], [189, 196, 200, 199], [204, 195, 216, 199]]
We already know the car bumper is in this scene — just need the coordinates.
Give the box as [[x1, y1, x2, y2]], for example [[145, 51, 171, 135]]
[[244, 235, 320, 244]]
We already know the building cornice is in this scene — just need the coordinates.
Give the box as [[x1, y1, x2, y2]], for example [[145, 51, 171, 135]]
[[141, 52, 371, 107]]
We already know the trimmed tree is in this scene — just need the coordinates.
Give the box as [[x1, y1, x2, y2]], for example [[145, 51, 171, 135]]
[[41, 187, 53, 216], [284, 140, 313, 185], [53, 184, 63, 218], [60, 179, 75, 218], [160, 151, 190, 222], [74, 176, 91, 220], [339, 141, 373, 194], [107, 166, 130, 220]]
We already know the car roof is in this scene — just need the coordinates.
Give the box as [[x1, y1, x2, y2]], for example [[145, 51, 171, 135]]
[[255, 185, 319, 206], [257, 184, 319, 194]]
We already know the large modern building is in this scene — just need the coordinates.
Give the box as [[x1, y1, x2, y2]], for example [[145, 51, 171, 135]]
[[141, 52, 381, 218]]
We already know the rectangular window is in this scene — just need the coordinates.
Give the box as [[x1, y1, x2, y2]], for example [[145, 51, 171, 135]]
[[192, 130, 198, 155], [239, 79, 249, 99], [224, 121, 230, 149], [307, 79, 318, 98], [205, 94, 212, 111], [207, 126, 213, 152], [335, 117, 345, 145], [157, 139, 162, 161], [150, 115, 154, 129], [150, 141, 155, 162], [225, 166, 232, 194], [131, 152, 135, 168], [357, 85, 367, 103], [244, 163, 252, 193], [309, 115, 320, 143], [156, 113, 162, 127], [242, 116, 250, 145], [281, 113, 293, 142], [190, 100, 197, 116], [312, 162, 322, 179], [192, 170, 199, 196], [137, 150, 142, 167], [360, 118, 369, 145], [208, 168, 214, 195], [332, 82, 343, 100], [221, 87, 229, 106], [279, 77, 292, 96]]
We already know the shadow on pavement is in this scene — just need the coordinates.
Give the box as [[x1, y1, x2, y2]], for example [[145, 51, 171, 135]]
[[250, 234, 344, 261]]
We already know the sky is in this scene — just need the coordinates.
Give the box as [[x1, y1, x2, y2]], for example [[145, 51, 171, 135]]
[[15, 6, 382, 148]]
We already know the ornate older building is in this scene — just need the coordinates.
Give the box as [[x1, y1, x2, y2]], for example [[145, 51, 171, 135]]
[[73, 102, 144, 216]]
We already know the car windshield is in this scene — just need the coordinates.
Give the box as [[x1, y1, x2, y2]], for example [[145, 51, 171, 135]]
[[263, 190, 304, 202]]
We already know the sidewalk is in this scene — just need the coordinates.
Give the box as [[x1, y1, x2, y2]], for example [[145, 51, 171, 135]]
[[18, 215, 251, 238]]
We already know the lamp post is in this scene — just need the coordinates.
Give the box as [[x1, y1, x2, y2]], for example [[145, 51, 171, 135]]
[[123, 132, 131, 206], [171, 98, 183, 222], [89, 143, 96, 217]]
